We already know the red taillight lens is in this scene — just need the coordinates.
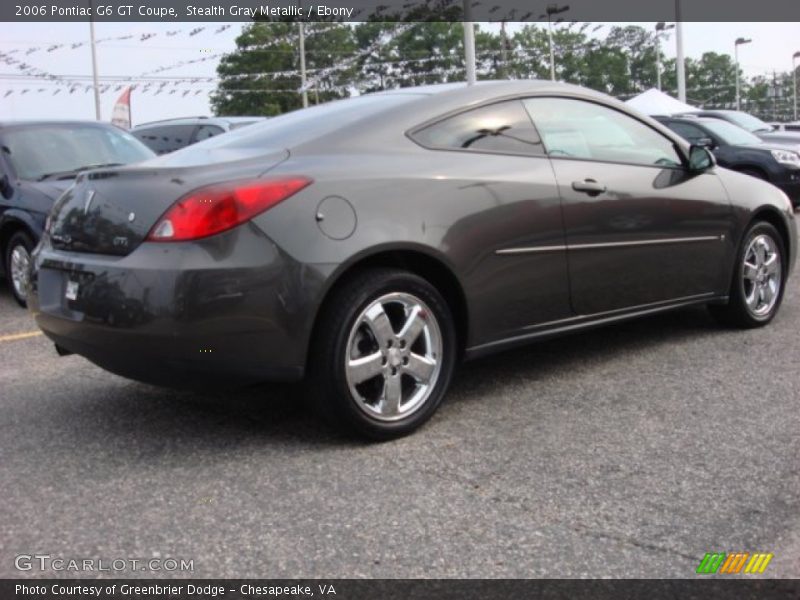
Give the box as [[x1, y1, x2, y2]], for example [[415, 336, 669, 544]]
[[147, 176, 312, 242]]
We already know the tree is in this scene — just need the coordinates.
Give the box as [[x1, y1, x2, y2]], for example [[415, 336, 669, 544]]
[[211, 21, 356, 116]]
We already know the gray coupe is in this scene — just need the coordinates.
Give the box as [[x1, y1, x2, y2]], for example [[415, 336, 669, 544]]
[[29, 81, 797, 438]]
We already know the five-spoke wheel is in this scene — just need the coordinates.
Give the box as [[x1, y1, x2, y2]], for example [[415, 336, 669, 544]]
[[310, 268, 456, 440], [710, 221, 786, 328], [345, 292, 442, 422]]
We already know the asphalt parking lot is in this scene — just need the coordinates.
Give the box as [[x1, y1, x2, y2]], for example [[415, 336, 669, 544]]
[[1, 241, 799, 579]]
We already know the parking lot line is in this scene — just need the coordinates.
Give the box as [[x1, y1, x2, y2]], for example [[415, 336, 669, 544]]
[[0, 331, 42, 343]]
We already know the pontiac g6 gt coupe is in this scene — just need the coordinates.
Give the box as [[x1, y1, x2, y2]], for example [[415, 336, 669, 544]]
[[29, 81, 796, 439]]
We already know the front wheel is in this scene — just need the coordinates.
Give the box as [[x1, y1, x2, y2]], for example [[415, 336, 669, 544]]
[[309, 268, 457, 440], [5, 230, 35, 308], [709, 221, 786, 328]]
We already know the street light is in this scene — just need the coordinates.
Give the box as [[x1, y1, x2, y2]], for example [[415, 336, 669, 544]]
[[734, 37, 752, 111], [793, 50, 800, 121], [545, 4, 569, 81], [654, 22, 675, 92]]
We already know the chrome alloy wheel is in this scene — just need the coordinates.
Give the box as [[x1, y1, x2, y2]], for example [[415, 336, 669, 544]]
[[10, 244, 31, 301], [743, 233, 781, 317], [345, 292, 443, 422]]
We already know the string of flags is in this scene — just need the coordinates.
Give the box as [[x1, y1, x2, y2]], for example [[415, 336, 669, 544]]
[[4, 24, 233, 57]]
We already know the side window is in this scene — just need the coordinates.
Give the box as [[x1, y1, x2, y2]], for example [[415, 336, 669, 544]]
[[665, 122, 708, 144], [133, 125, 196, 154], [194, 124, 225, 142], [411, 100, 544, 156], [523, 98, 683, 167]]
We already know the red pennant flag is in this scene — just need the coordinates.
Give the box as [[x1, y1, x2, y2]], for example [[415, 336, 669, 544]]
[[110, 85, 132, 129]]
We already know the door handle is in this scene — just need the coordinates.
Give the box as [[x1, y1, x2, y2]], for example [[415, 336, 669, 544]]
[[571, 179, 607, 196]]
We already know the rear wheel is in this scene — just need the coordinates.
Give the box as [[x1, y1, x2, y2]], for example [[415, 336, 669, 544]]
[[709, 221, 785, 328], [4, 230, 34, 308], [309, 268, 456, 440]]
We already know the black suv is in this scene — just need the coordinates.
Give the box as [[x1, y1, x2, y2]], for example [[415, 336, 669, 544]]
[[688, 110, 800, 146], [131, 116, 265, 154], [655, 116, 800, 207], [0, 121, 154, 306]]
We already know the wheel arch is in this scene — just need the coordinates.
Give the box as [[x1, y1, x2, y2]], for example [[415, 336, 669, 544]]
[[747, 207, 792, 276], [0, 211, 40, 276], [307, 245, 470, 371], [733, 165, 770, 181]]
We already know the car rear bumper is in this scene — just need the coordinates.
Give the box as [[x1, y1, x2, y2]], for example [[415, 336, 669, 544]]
[[28, 224, 323, 387]]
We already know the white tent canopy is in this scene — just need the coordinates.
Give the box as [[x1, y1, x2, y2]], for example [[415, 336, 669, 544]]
[[625, 88, 698, 116]]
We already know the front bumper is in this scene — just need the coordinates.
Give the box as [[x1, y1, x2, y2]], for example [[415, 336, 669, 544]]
[[28, 224, 323, 387], [775, 171, 800, 206]]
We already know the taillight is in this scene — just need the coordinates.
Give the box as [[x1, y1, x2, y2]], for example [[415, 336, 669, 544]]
[[147, 176, 312, 242]]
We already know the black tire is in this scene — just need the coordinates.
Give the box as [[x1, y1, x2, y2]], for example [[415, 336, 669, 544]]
[[308, 267, 457, 440], [4, 230, 35, 308], [709, 221, 786, 328]]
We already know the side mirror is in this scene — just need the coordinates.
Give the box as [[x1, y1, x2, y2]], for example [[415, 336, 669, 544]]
[[688, 145, 715, 172]]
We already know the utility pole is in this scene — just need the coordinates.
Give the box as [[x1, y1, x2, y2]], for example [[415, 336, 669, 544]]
[[88, 0, 101, 120], [463, 0, 476, 85], [674, 0, 686, 103], [545, 4, 569, 81], [298, 22, 308, 108], [734, 37, 752, 111], [654, 22, 674, 92], [500, 21, 509, 78], [793, 51, 799, 121]]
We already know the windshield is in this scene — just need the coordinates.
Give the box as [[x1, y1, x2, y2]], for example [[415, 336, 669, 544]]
[[702, 120, 763, 145], [1, 124, 154, 181], [720, 111, 773, 133]]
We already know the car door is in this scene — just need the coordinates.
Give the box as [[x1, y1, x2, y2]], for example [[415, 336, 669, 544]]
[[523, 97, 734, 315], [409, 99, 572, 342]]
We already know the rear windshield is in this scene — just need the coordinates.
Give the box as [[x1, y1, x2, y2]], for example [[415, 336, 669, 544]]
[[148, 94, 422, 167], [1, 125, 154, 181]]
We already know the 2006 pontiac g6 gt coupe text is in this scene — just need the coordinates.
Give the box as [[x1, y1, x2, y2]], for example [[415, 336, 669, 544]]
[[29, 81, 797, 439]]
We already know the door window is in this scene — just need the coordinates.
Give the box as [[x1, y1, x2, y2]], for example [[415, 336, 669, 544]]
[[665, 121, 711, 145], [194, 124, 225, 142], [523, 98, 683, 167], [133, 125, 196, 154], [411, 100, 545, 156]]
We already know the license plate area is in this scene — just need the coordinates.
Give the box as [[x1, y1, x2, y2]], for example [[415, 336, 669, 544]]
[[65, 280, 79, 301]]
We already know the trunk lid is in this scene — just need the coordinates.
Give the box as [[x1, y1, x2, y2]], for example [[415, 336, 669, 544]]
[[48, 150, 288, 256]]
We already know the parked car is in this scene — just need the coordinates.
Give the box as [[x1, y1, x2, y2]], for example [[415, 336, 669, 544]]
[[688, 110, 800, 146], [770, 122, 800, 132], [29, 81, 796, 439], [131, 116, 265, 154], [0, 121, 154, 306], [655, 115, 800, 207]]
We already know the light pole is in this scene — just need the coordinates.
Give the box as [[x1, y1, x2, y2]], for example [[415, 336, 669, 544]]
[[654, 22, 674, 92], [793, 51, 800, 121], [88, 0, 101, 120], [674, 0, 686, 103], [546, 4, 569, 81], [298, 22, 308, 108], [734, 37, 751, 112], [463, 0, 476, 85]]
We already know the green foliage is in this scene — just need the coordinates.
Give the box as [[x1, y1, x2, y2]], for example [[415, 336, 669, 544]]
[[211, 22, 794, 120]]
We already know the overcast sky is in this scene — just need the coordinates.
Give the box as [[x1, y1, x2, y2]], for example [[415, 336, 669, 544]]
[[0, 21, 797, 125]]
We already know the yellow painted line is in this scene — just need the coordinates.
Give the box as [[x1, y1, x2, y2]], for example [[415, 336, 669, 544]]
[[0, 331, 43, 343]]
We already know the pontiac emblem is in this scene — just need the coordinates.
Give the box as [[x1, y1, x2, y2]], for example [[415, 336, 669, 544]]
[[83, 189, 96, 215]]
